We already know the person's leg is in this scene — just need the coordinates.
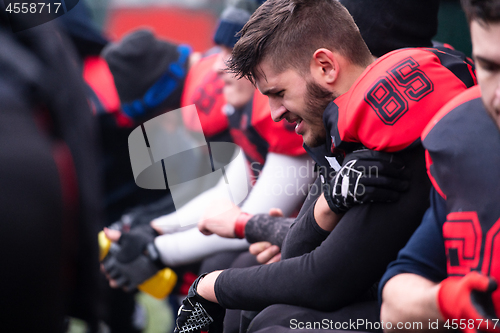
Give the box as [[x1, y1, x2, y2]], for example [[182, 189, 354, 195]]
[[199, 250, 247, 274], [247, 301, 381, 333], [252, 326, 344, 333]]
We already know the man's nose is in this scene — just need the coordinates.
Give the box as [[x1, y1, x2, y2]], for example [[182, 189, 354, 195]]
[[495, 76, 500, 102], [269, 101, 287, 122]]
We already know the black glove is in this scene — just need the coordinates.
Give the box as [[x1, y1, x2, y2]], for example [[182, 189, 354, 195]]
[[108, 213, 160, 235], [112, 224, 159, 263], [322, 149, 409, 214], [174, 274, 225, 333], [102, 225, 163, 290]]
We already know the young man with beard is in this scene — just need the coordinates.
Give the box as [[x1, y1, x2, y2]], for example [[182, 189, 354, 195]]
[[380, 0, 500, 331], [172, 0, 477, 332]]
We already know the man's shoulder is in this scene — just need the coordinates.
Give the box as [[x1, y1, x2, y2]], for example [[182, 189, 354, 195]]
[[422, 85, 500, 204], [422, 85, 482, 142], [333, 47, 474, 153]]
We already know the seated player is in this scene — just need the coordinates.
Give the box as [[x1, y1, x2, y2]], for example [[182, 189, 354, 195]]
[[197, 0, 444, 261], [380, 0, 500, 330]]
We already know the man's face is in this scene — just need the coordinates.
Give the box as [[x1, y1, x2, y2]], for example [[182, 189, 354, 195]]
[[214, 46, 255, 109], [471, 20, 500, 130], [255, 58, 334, 147]]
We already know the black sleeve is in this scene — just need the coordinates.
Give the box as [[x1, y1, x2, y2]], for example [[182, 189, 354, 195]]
[[281, 201, 331, 259], [280, 175, 331, 258], [245, 174, 324, 248], [378, 188, 448, 302], [245, 215, 294, 247], [214, 146, 430, 312]]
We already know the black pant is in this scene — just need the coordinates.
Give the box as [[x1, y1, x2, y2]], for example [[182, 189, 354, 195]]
[[248, 301, 380, 333]]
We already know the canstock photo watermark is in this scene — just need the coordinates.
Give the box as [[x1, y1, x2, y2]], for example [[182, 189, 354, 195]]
[[128, 105, 249, 227]]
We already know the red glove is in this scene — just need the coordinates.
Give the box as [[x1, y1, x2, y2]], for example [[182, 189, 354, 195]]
[[438, 271, 499, 333]]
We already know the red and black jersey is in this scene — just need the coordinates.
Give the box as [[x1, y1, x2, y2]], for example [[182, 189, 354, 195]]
[[422, 87, 500, 314], [83, 55, 135, 127], [181, 53, 231, 142], [422, 87, 500, 313], [324, 47, 476, 158], [227, 90, 306, 179], [380, 87, 500, 306]]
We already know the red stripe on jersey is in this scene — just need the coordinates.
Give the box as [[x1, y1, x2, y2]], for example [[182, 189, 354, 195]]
[[251, 90, 306, 156], [425, 150, 447, 199], [422, 85, 481, 141], [83, 56, 121, 113], [181, 54, 229, 137], [335, 48, 473, 152]]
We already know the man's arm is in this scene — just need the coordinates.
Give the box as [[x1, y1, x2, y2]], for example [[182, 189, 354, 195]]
[[207, 147, 431, 311], [378, 187, 449, 330], [380, 188, 499, 333], [381, 274, 443, 332], [282, 149, 410, 259], [198, 153, 314, 238], [244, 214, 294, 246]]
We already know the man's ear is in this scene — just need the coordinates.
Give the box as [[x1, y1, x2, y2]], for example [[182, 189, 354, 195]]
[[310, 48, 339, 85]]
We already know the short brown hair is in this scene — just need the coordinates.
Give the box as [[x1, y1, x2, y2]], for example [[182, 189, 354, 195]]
[[461, 0, 500, 25], [227, 0, 372, 83]]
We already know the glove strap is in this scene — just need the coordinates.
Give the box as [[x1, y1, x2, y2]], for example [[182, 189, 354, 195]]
[[319, 170, 345, 215]]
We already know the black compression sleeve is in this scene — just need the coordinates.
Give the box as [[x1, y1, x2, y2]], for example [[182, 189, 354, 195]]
[[214, 147, 430, 312], [245, 215, 294, 247], [281, 202, 330, 259]]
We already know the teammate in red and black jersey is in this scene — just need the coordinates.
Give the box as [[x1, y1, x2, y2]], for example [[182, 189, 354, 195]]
[[380, 87, 500, 332], [181, 52, 232, 143], [380, 0, 500, 325]]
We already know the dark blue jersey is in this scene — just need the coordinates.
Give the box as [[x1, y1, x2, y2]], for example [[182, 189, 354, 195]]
[[379, 86, 500, 312]]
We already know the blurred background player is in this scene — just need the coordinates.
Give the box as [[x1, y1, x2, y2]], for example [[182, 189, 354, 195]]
[[0, 9, 102, 333]]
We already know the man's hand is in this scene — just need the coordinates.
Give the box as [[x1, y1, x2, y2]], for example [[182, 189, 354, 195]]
[[111, 224, 159, 263], [174, 273, 225, 333], [249, 241, 281, 264], [268, 208, 284, 218], [438, 271, 499, 333], [323, 149, 409, 214], [198, 199, 242, 238], [101, 225, 164, 290]]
